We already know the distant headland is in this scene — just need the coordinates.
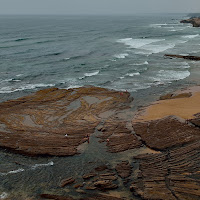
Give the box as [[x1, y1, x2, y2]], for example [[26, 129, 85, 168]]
[[181, 13, 200, 27]]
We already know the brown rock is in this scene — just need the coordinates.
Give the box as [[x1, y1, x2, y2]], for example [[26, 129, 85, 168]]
[[99, 172, 117, 181], [95, 165, 108, 172], [131, 140, 200, 200], [82, 172, 96, 180], [115, 161, 132, 178], [60, 177, 75, 187], [73, 183, 83, 189], [93, 180, 118, 190], [0, 86, 132, 156], [133, 116, 200, 150], [85, 184, 97, 190], [180, 17, 200, 27], [76, 189, 86, 194], [189, 113, 200, 127], [99, 121, 142, 153], [160, 92, 192, 100]]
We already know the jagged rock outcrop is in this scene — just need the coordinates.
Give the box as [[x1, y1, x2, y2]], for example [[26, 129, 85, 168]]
[[0, 86, 132, 156], [180, 18, 200, 27], [165, 54, 200, 61]]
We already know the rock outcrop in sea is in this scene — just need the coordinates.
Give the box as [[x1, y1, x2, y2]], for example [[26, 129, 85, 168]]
[[165, 54, 200, 61], [180, 17, 200, 27]]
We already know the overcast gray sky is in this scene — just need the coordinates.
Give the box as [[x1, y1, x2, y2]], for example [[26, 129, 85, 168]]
[[0, 0, 200, 15]]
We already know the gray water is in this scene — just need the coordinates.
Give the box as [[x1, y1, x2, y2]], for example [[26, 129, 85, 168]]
[[0, 14, 200, 199]]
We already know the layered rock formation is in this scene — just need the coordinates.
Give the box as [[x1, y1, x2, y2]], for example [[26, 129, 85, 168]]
[[1, 86, 200, 199], [0, 86, 131, 156], [180, 18, 200, 27], [132, 87, 200, 200]]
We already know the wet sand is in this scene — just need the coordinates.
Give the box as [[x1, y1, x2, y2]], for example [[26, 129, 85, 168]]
[[134, 86, 200, 122]]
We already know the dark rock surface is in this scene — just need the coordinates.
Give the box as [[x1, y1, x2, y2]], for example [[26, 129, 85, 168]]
[[180, 18, 200, 27], [40, 193, 123, 200], [131, 140, 200, 200], [160, 92, 192, 100], [99, 120, 142, 153], [133, 116, 200, 150], [165, 54, 200, 60], [115, 161, 132, 178], [60, 177, 75, 187]]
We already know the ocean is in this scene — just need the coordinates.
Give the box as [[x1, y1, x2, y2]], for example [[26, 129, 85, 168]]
[[0, 14, 200, 199], [1, 14, 200, 103]]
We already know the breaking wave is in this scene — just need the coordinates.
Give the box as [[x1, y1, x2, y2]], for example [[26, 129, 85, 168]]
[[0, 83, 55, 94], [114, 53, 129, 59], [182, 34, 199, 39], [84, 70, 99, 77]]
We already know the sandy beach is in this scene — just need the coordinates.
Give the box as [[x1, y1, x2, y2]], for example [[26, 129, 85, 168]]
[[134, 86, 200, 122]]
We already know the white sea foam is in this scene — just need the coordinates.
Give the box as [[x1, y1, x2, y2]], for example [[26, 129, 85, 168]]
[[16, 74, 23, 77], [0, 78, 21, 83], [64, 57, 70, 60], [164, 26, 175, 29], [150, 23, 168, 27], [0, 192, 8, 199], [84, 70, 99, 77], [109, 59, 117, 62], [0, 168, 25, 176], [154, 70, 190, 82], [0, 83, 55, 94], [66, 85, 82, 89], [31, 161, 54, 170], [126, 72, 140, 76], [0, 79, 12, 83], [139, 43, 175, 54], [117, 38, 165, 49], [114, 53, 129, 59], [130, 61, 149, 66], [179, 62, 190, 69], [182, 34, 199, 39], [179, 54, 189, 56]]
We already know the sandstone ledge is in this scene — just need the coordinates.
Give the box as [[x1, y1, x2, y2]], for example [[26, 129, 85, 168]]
[[0, 86, 132, 156], [132, 87, 200, 199]]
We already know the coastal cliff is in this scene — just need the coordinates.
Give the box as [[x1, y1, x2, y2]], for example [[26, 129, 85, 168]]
[[180, 17, 200, 27]]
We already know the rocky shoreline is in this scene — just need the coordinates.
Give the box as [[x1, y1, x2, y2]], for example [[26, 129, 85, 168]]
[[180, 17, 200, 27], [0, 86, 200, 199]]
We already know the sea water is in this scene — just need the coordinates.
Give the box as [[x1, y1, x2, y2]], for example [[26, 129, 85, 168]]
[[0, 14, 200, 103]]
